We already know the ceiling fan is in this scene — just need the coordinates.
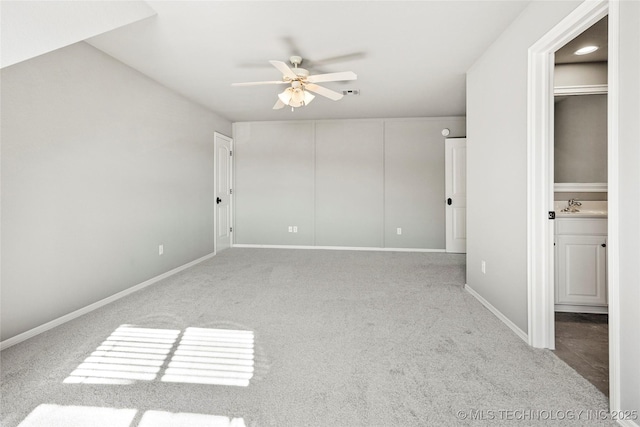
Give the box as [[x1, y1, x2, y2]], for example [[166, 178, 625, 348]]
[[232, 56, 357, 110]]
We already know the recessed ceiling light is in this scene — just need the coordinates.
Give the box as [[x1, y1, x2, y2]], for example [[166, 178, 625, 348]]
[[574, 46, 599, 55]]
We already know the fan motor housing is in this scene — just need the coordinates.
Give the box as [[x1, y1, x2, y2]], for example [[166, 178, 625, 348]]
[[293, 68, 309, 78]]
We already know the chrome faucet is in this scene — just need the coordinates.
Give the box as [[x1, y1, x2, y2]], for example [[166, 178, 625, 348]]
[[562, 199, 582, 212]]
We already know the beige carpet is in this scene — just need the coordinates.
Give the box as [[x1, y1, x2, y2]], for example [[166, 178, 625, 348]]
[[1, 249, 612, 426]]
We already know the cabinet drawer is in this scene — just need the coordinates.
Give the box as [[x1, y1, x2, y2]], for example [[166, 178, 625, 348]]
[[555, 218, 607, 235]]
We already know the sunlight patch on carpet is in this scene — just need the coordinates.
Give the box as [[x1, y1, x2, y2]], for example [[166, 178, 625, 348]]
[[64, 325, 254, 386], [17, 404, 137, 427], [162, 327, 254, 387], [139, 409, 246, 427], [17, 404, 246, 427]]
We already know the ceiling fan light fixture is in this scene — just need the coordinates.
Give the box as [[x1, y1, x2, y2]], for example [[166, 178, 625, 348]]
[[289, 89, 305, 107], [234, 57, 357, 111], [278, 87, 293, 104], [278, 87, 314, 108], [303, 90, 315, 105]]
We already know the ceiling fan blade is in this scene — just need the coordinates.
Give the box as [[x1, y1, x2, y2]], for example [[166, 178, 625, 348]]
[[306, 52, 366, 67], [280, 36, 364, 67], [306, 71, 357, 83], [237, 61, 272, 69], [304, 83, 343, 101], [273, 99, 286, 110], [269, 60, 298, 80], [232, 81, 288, 86]]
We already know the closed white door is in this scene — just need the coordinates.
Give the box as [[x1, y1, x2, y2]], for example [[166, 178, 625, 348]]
[[445, 138, 467, 253], [215, 133, 233, 252]]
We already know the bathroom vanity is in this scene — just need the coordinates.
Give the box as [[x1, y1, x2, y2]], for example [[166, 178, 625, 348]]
[[554, 201, 608, 314]]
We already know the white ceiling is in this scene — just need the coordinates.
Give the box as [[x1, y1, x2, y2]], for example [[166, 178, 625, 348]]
[[556, 16, 608, 64], [0, 0, 155, 68], [87, 1, 531, 122]]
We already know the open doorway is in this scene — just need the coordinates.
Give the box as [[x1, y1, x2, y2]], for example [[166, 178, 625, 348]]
[[551, 17, 609, 396], [527, 0, 623, 409]]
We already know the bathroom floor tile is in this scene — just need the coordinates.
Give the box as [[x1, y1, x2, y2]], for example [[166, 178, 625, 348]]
[[553, 312, 609, 396]]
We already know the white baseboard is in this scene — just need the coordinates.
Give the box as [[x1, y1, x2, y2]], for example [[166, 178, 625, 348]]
[[0, 252, 216, 351], [232, 244, 446, 253], [464, 284, 529, 344], [555, 304, 608, 314]]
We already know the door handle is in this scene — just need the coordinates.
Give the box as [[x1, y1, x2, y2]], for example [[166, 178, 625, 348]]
[[216, 197, 222, 205], [601, 243, 606, 248], [447, 198, 452, 205]]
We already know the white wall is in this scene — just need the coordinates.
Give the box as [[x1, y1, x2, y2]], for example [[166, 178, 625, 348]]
[[0, 42, 231, 342], [468, 0, 640, 416], [466, 0, 581, 333], [0, 1, 155, 68], [554, 94, 607, 182], [554, 62, 607, 87], [616, 0, 640, 416], [315, 120, 384, 247], [554, 63, 608, 202], [553, 63, 608, 185], [233, 121, 316, 246], [233, 117, 465, 249]]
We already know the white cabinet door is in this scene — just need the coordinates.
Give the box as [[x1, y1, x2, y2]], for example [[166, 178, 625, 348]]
[[556, 235, 607, 306]]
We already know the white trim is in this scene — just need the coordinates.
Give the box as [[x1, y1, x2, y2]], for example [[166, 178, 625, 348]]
[[606, 0, 621, 414], [232, 244, 446, 253], [616, 419, 639, 427], [528, 0, 623, 414], [464, 284, 528, 344], [313, 120, 317, 246], [0, 252, 216, 351], [554, 182, 608, 192], [527, 0, 608, 350], [527, 26, 556, 349], [382, 120, 386, 248], [377, 116, 466, 124], [235, 116, 466, 127], [554, 84, 608, 95], [554, 304, 608, 314], [214, 132, 233, 252], [230, 135, 234, 246]]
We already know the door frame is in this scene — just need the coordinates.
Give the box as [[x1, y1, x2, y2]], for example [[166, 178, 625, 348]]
[[214, 132, 233, 253], [526, 0, 620, 410]]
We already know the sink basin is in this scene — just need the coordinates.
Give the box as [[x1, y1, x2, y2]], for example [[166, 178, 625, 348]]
[[555, 200, 607, 218], [556, 210, 607, 218]]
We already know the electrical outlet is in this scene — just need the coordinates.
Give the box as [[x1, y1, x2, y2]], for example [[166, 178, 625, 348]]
[[159, 244, 164, 256], [397, 227, 402, 235], [293, 226, 298, 233], [288, 226, 293, 233], [481, 261, 486, 274]]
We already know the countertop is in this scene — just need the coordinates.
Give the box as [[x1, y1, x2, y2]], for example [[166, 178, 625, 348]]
[[555, 201, 608, 218]]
